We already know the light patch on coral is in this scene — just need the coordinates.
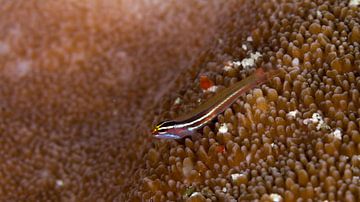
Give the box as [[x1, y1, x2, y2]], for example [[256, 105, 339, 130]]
[[242, 44, 247, 50], [292, 58, 299, 66], [13, 60, 32, 78], [174, 97, 182, 105], [349, 0, 360, 6], [222, 187, 227, 193], [303, 113, 330, 130], [190, 192, 201, 197], [287, 110, 299, 118], [0, 42, 10, 55], [246, 36, 253, 42], [219, 123, 228, 133], [55, 180, 64, 187], [316, 10, 322, 18], [246, 153, 252, 163], [330, 128, 342, 140], [231, 173, 245, 181], [232, 60, 241, 67], [240, 52, 262, 69], [223, 64, 233, 71], [269, 193, 282, 202], [205, 85, 218, 93]]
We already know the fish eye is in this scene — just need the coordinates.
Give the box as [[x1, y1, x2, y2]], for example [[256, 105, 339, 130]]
[[151, 128, 158, 134]]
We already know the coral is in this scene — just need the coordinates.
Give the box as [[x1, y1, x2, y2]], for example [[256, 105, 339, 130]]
[[0, 0, 359, 201], [129, 0, 360, 201]]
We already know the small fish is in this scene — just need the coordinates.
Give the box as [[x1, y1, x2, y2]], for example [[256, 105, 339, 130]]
[[152, 67, 279, 139]]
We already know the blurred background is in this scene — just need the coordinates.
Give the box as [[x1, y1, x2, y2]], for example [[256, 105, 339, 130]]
[[0, 0, 234, 200]]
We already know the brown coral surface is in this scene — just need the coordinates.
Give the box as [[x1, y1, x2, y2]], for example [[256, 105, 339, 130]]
[[0, 0, 359, 201]]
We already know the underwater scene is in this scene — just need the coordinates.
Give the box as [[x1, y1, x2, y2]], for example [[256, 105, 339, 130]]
[[0, 0, 359, 201]]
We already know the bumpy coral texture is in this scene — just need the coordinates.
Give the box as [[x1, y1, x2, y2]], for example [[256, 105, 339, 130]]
[[0, 0, 359, 201], [131, 0, 360, 201]]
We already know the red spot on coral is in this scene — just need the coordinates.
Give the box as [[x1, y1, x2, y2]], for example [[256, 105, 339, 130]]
[[200, 75, 214, 90], [215, 145, 225, 153]]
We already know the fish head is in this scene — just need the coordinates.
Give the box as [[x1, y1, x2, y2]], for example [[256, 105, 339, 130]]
[[152, 120, 192, 139], [152, 120, 182, 139]]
